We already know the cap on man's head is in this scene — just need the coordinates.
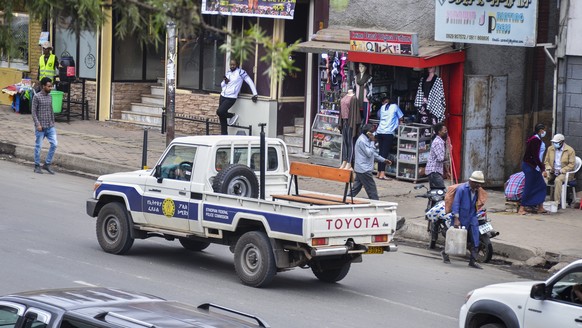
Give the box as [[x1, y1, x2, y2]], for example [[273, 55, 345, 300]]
[[551, 133, 565, 143], [41, 41, 52, 49], [469, 171, 485, 184]]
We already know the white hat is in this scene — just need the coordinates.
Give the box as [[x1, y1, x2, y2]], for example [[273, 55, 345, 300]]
[[469, 171, 485, 184], [41, 41, 52, 49], [551, 133, 565, 143]]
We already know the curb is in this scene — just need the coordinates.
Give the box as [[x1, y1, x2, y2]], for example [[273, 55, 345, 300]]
[[396, 219, 575, 266], [0, 141, 134, 178]]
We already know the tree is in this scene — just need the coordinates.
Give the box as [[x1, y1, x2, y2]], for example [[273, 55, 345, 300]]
[[0, 0, 299, 82]]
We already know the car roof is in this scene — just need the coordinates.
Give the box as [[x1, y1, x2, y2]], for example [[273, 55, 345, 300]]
[[3, 287, 267, 328], [172, 135, 283, 147]]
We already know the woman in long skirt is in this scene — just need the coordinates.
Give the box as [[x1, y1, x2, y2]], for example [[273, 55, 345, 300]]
[[519, 123, 548, 215]]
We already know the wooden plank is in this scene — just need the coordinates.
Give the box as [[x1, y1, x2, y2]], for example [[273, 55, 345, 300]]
[[300, 193, 369, 204], [289, 162, 353, 183], [271, 194, 341, 205]]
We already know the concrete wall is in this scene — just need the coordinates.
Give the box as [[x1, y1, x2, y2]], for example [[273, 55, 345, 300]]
[[70, 81, 96, 118], [175, 92, 220, 135], [556, 56, 582, 187]]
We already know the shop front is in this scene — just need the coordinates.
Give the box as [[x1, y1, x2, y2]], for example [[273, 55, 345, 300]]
[[299, 28, 465, 182]]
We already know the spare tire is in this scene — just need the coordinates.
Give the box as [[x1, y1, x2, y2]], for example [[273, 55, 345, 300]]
[[212, 164, 259, 198]]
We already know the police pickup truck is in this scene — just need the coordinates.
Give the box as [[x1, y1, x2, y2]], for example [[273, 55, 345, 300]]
[[86, 136, 398, 287]]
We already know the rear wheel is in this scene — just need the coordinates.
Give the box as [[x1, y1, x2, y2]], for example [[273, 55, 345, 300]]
[[311, 259, 351, 283], [179, 239, 210, 251], [476, 235, 493, 263], [234, 231, 277, 287], [96, 202, 134, 254]]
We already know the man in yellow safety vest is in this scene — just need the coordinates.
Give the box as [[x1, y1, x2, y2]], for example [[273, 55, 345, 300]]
[[38, 41, 59, 83]]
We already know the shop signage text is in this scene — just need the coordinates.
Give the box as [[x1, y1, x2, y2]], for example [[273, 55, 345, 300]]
[[349, 30, 419, 56], [434, 0, 537, 47], [201, 0, 296, 20]]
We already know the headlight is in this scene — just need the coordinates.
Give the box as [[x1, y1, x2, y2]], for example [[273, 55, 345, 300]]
[[464, 290, 474, 304]]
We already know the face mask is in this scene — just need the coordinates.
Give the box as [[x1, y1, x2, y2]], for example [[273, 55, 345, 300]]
[[441, 133, 448, 140], [540, 131, 546, 138], [553, 142, 562, 149]]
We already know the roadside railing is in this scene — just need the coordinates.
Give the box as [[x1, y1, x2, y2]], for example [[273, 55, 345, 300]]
[[161, 109, 252, 136]]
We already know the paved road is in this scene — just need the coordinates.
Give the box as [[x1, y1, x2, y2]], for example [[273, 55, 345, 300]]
[[0, 160, 546, 328]]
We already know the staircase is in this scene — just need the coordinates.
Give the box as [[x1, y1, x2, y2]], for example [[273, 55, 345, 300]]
[[280, 117, 308, 156], [118, 85, 164, 128]]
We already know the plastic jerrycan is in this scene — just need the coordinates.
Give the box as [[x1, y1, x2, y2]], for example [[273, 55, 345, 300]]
[[445, 227, 467, 256]]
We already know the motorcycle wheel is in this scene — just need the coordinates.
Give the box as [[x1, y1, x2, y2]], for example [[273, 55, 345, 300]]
[[429, 220, 438, 249], [476, 235, 493, 263]]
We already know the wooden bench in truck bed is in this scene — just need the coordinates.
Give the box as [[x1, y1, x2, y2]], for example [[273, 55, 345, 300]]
[[271, 162, 369, 205]]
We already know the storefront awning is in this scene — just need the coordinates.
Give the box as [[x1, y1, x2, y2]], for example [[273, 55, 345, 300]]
[[296, 28, 351, 53], [348, 40, 465, 68]]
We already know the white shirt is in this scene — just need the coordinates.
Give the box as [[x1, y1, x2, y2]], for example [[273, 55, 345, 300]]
[[554, 148, 563, 175], [220, 68, 258, 99]]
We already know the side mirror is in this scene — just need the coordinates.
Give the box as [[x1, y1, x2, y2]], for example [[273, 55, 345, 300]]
[[530, 283, 548, 300], [154, 165, 163, 183]]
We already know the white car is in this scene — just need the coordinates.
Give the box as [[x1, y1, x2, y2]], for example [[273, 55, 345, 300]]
[[459, 259, 582, 328]]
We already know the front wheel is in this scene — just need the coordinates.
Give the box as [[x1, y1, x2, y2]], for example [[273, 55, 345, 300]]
[[96, 202, 134, 254], [234, 231, 277, 287], [311, 260, 351, 283], [476, 235, 493, 263], [429, 220, 438, 249]]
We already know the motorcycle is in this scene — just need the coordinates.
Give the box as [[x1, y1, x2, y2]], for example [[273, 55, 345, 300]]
[[415, 184, 500, 263], [414, 184, 446, 250]]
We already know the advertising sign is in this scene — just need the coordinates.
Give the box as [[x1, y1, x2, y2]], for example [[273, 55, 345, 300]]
[[349, 30, 419, 56], [201, 0, 296, 19], [435, 0, 538, 47]]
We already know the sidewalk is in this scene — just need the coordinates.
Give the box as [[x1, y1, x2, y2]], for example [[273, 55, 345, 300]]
[[1, 105, 580, 269]]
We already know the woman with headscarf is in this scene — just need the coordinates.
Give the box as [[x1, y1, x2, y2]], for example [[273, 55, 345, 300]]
[[519, 123, 548, 215]]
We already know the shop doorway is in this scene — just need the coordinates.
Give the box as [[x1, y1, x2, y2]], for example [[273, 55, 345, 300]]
[[462, 75, 507, 187]]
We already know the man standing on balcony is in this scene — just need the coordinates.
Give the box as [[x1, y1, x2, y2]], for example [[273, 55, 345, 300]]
[[216, 59, 258, 135]]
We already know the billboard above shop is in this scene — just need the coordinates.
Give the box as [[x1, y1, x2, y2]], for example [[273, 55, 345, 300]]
[[349, 30, 419, 56], [434, 0, 538, 47], [201, 0, 296, 19]]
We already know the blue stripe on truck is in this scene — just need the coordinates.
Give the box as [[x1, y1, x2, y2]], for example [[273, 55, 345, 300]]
[[97, 184, 142, 212], [97, 184, 303, 236], [203, 204, 303, 236]]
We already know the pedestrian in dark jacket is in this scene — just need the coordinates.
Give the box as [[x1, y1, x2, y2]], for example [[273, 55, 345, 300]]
[[519, 123, 547, 215]]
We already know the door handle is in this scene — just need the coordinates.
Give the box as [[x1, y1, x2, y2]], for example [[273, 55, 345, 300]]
[[575, 318, 582, 323], [179, 191, 187, 195], [148, 188, 161, 192]]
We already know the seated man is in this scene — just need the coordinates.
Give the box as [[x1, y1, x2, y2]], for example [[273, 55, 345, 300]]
[[543, 133, 576, 205], [504, 171, 525, 202]]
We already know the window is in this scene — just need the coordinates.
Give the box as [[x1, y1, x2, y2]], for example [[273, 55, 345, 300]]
[[0, 12, 29, 70], [60, 318, 102, 328], [551, 269, 582, 305], [177, 15, 226, 91], [0, 305, 21, 328], [112, 10, 164, 81], [55, 17, 98, 80], [215, 147, 278, 171], [159, 145, 197, 181]]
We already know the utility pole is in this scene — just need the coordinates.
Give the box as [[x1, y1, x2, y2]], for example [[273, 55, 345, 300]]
[[164, 20, 177, 145]]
